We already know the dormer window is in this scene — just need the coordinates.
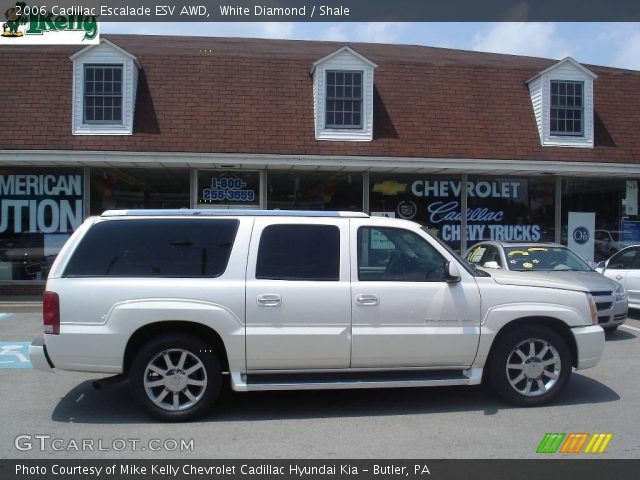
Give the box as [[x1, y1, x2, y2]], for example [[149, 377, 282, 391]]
[[526, 57, 597, 148], [71, 39, 139, 135], [311, 46, 377, 142], [550, 80, 583, 136], [325, 71, 363, 129], [84, 64, 123, 124]]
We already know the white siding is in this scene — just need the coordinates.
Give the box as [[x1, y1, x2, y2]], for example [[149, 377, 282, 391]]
[[528, 77, 543, 142], [72, 42, 138, 135], [529, 60, 595, 148], [313, 49, 375, 142]]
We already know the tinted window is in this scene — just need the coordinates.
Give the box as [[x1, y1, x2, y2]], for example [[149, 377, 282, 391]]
[[64, 219, 238, 277], [358, 227, 446, 282], [608, 248, 640, 270], [482, 246, 502, 266], [256, 225, 340, 281]]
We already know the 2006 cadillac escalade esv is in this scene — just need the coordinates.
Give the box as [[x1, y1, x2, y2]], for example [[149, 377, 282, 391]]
[[30, 210, 605, 421]]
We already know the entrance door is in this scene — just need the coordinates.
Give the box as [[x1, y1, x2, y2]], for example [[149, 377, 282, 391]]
[[350, 220, 481, 368], [245, 217, 351, 370]]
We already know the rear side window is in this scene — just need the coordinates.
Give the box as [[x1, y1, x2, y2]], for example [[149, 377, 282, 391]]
[[64, 219, 238, 278], [256, 224, 340, 281]]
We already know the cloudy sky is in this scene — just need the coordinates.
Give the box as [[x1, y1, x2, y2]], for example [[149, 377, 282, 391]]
[[101, 22, 640, 70]]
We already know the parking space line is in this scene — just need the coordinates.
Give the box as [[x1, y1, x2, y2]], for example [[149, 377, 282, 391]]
[[621, 324, 640, 333], [0, 313, 14, 320]]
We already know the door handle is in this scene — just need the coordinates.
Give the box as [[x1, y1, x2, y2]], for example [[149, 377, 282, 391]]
[[355, 294, 379, 306], [257, 294, 281, 307], [616, 275, 623, 280]]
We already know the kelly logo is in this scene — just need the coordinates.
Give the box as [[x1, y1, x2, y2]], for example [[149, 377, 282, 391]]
[[537, 432, 613, 454], [1, 2, 98, 44]]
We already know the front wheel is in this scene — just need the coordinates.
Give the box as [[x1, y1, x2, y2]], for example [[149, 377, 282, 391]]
[[130, 333, 222, 421], [487, 325, 572, 406]]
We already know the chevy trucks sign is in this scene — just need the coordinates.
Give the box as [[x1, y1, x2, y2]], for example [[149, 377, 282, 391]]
[[0, 173, 83, 234], [371, 177, 552, 243], [413, 179, 541, 242]]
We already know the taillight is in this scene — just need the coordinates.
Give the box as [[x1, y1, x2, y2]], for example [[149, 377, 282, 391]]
[[43, 291, 60, 335]]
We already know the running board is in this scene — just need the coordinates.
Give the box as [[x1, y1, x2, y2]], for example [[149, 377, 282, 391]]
[[231, 368, 482, 392]]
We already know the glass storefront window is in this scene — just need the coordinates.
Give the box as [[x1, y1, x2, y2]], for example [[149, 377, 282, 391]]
[[267, 171, 363, 211], [197, 170, 260, 208], [369, 174, 461, 249], [369, 174, 556, 252], [562, 178, 627, 261], [90, 168, 190, 214], [467, 176, 556, 246], [0, 168, 83, 281]]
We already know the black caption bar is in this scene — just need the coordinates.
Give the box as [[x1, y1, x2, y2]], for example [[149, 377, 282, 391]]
[[4, 0, 640, 22], [2, 460, 640, 480]]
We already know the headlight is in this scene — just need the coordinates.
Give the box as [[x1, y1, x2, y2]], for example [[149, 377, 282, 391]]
[[615, 284, 627, 302], [586, 293, 598, 325]]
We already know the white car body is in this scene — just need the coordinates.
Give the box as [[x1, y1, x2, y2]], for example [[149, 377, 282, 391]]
[[29, 211, 604, 417], [597, 245, 640, 309]]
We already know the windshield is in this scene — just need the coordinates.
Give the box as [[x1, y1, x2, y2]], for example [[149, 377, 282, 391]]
[[421, 227, 490, 277], [503, 246, 592, 272]]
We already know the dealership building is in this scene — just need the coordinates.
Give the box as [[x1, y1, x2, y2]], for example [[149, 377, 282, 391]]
[[1, 35, 640, 294]]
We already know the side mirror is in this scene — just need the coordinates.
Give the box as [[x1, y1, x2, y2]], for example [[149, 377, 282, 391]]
[[596, 260, 607, 270], [482, 261, 501, 269], [445, 261, 461, 283]]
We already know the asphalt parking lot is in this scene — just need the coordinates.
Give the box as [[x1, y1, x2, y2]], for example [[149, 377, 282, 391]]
[[0, 304, 639, 459]]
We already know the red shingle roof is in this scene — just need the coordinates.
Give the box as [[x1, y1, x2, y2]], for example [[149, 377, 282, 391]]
[[2, 34, 640, 163]]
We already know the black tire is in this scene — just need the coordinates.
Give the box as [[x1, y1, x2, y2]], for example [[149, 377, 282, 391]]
[[604, 326, 619, 334], [130, 333, 222, 421], [487, 325, 572, 407]]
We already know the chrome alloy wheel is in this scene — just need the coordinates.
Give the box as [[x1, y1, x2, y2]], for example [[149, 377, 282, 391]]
[[143, 349, 207, 411], [505, 338, 561, 397]]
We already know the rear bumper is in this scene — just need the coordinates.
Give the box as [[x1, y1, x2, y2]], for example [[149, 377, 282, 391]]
[[571, 325, 605, 370], [29, 337, 55, 372]]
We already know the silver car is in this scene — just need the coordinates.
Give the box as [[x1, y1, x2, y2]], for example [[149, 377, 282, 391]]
[[597, 245, 640, 310], [466, 241, 628, 333]]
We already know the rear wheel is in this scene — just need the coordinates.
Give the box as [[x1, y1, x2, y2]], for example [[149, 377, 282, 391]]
[[488, 325, 572, 406], [130, 333, 222, 421]]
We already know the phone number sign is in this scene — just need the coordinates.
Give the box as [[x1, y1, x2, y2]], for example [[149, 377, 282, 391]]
[[202, 176, 256, 203]]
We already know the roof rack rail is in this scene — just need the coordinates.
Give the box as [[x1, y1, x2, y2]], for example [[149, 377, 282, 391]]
[[101, 209, 370, 218]]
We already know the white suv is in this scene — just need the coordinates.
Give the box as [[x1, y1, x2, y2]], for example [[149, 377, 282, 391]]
[[30, 210, 605, 421]]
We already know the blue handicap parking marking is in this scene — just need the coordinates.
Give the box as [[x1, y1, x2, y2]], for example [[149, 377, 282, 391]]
[[0, 313, 15, 321], [0, 342, 32, 368]]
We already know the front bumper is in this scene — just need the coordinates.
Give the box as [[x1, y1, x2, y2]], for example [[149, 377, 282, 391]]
[[29, 337, 55, 372], [571, 325, 605, 370], [596, 297, 627, 329]]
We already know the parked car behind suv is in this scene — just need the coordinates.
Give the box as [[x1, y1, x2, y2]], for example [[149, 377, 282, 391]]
[[597, 245, 640, 310], [30, 210, 605, 421], [465, 241, 627, 333]]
